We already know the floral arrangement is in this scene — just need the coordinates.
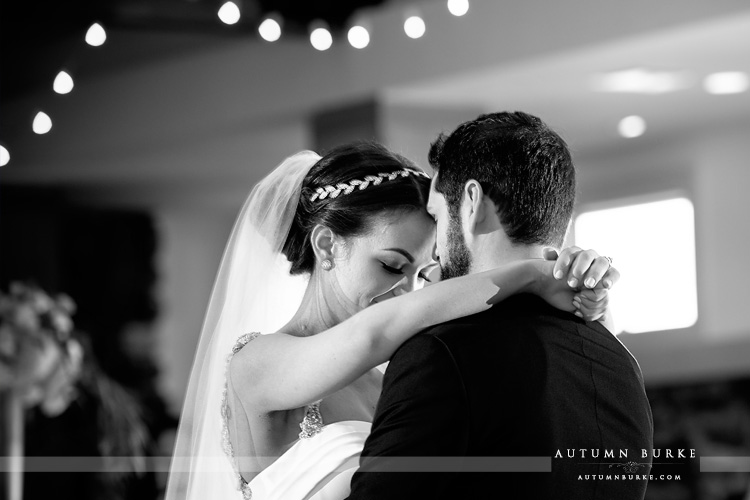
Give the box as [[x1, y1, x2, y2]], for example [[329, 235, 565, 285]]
[[0, 282, 83, 416]]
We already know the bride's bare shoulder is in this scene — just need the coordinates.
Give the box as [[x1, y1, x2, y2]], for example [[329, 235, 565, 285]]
[[229, 332, 297, 378], [228, 331, 300, 409]]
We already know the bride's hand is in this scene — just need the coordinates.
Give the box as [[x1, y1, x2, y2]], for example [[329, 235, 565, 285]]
[[547, 246, 619, 292], [533, 247, 620, 322]]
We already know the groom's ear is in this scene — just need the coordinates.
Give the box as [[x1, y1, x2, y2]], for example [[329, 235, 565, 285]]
[[464, 180, 497, 235], [310, 224, 336, 262]]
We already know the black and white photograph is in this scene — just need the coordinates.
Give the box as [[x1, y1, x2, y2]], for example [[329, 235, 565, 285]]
[[1, 1, 749, 499]]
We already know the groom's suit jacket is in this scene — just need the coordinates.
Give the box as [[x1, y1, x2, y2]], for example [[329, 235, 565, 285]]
[[346, 294, 653, 500]]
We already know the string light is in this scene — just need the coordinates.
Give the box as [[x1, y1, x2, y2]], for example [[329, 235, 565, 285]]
[[347, 25, 370, 49], [33, 112, 53, 135], [310, 22, 333, 51], [258, 16, 282, 42], [618, 115, 646, 138], [15, 4, 475, 169], [0, 145, 9, 167], [404, 15, 426, 39], [218, 2, 241, 25], [85, 23, 107, 46], [53, 71, 74, 94], [447, 0, 469, 16]]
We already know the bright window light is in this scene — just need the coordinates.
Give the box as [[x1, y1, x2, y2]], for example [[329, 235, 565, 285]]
[[575, 197, 698, 334]]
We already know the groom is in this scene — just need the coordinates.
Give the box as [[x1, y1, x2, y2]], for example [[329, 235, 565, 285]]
[[346, 112, 653, 499]]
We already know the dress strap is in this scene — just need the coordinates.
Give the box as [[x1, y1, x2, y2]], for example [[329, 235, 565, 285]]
[[232, 331, 262, 354], [222, 332, 261, 500]]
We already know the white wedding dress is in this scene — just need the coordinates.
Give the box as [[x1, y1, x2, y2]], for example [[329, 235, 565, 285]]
[[244, 420, 370, 500], [222, 332, 371, 500]]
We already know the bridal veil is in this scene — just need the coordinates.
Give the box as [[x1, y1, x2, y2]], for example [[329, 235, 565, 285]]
[[164, 151, 321, 499]]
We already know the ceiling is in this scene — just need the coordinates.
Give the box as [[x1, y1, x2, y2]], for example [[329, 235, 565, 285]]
[[1, 0, 748, 188], [385, 11, 750, 156]]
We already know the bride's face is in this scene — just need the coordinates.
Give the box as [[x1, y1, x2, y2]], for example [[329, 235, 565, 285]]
[[331, 210, 438, 313]]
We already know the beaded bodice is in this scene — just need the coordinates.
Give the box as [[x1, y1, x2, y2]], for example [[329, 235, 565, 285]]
[[221, 332, 324, 500]]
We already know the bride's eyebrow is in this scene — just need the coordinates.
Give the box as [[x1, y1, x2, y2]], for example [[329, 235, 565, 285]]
[[382, 248, 414, 263]]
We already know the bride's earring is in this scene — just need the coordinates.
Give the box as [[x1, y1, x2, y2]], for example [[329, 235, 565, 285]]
[[321, 259, 333, 271]]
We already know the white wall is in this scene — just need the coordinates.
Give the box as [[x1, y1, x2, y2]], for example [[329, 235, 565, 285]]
[[154, 205, 235, 414], [380, 104, 484, 172]]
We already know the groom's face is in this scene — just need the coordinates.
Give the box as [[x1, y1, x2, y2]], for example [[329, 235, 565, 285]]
[[427, 176, 472, 280]]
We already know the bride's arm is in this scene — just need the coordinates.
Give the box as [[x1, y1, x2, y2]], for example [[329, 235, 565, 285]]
[[232, 254, 613, 412], [231, 259, 535, 412]]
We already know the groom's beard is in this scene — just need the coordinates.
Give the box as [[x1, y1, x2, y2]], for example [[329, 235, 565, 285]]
[[439, 212, 472, 280]]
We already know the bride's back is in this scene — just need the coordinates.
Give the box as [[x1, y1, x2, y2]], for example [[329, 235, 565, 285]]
[[227, 349, 382, 483]]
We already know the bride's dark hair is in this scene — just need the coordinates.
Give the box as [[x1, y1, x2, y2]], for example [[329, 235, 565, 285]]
[[283, 142, 430, 275]]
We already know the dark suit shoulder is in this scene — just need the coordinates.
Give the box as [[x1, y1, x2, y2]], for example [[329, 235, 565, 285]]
[[422, 294, 635, 364], [387, 329, 463, 381]]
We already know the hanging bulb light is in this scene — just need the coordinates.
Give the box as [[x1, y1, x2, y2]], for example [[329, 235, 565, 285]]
[[53, 71, 74, 94], [85, 23, 107, 46], [310, 21, 333, 51], [258, 14, 282, 42], [33, 112, 53, 135], [218, 2, 241, 25], [347, 25, 370, 49], [447, 0, 469, 16], [404, 14, 426, 39], [0, 145, 9, 167]]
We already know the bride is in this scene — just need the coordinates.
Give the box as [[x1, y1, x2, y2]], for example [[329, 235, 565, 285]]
[[164, 143, 616, 500]]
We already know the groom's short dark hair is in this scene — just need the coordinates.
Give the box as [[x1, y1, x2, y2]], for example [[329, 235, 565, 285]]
[[428, 111, 576, 247]]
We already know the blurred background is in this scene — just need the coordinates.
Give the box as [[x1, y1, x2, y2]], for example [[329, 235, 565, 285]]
[[1, 0, 749, 499]]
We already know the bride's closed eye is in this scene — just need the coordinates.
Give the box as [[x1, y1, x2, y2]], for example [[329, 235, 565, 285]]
[[381, 263, 432, 283]]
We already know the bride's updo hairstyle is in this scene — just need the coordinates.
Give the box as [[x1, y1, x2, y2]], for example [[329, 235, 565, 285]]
[[283, 142, 430, 275]]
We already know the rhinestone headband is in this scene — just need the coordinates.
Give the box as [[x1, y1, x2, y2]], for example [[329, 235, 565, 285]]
[[309, 169, 430, 202]]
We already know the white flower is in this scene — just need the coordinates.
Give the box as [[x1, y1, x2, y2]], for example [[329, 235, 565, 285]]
[[55, 294, 76, 315], [0, 325, 16, 357], [51, 311, 73, 335], [13, 304, 40, 332], [31, 291, 54, 314]]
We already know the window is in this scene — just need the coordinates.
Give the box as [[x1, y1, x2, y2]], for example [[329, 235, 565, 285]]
[[574, 196, 698, 334]]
